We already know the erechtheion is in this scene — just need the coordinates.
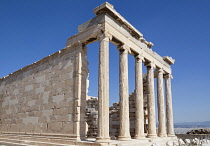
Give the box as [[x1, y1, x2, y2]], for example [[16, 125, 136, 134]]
[[0, 2, 178, 146]]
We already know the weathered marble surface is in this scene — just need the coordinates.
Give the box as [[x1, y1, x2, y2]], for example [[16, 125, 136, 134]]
[[134, 55, 145, 139], [146, 63, 157, 138], [157, 69, 167, 137], [118, 46, 131, 141]]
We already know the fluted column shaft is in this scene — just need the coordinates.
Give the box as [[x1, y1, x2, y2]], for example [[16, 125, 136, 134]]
[[118, 45, 131, 141], [134, 55, 145, 139], [165, 74, 175, 137], [146, 63, 157, 138], [157, 69, 167, 137], [96, 32, 112, 142]]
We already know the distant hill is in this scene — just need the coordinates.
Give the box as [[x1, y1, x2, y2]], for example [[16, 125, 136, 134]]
[[175, 121, 210, 128]]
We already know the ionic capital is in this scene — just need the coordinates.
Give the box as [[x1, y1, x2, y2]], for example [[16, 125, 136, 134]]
[[164, 74, 173, 79], [118, 44, 131, 54], [145, 62, 156, 69], [135, 54, 145, 62], [157, 68, 164, 74], [97, 31, 112, 42]]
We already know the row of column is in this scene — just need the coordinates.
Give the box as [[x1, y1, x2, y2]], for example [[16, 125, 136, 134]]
[[146, 63, 175, 138], [96, 32, 175, 142]]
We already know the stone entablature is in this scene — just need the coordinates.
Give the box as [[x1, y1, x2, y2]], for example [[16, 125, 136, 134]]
[[67, 2, 173, 73]]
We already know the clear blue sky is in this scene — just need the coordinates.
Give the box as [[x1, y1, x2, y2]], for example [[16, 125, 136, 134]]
[[0, 0, 210, 123]]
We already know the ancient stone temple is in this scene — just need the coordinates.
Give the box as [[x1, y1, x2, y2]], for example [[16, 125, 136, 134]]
[[0, 2, 178, 146]]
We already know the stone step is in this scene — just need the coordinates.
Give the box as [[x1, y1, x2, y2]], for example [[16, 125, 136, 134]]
[[0, 137, 75, 146], [0, 134, 178, 146], [0, 134, 100, 146]]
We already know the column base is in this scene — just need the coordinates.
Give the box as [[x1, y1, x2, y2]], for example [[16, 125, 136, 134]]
[[118, 136, 131, 141], [134, 135, 146, 139], [158, 133, 167, 137], [147, 134, 157, 138], [95, 137, 110, 143], [167, 134, 176, 137]]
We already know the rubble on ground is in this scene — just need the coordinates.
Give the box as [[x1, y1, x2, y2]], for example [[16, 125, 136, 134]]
[[177, 138, 210, 146], [186, 129, 210, 134]]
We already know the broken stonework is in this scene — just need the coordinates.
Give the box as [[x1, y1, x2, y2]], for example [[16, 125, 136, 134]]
[[86, 96, 98, 137], [86, 87, 148, 138]]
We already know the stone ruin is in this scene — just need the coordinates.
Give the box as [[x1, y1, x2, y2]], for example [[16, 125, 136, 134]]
[[187, 129, 210, 135], [0, 2, 178, 146], [87, 93, 149, 139], [86, 96, 98, 138], [86, 74, 149, 139]]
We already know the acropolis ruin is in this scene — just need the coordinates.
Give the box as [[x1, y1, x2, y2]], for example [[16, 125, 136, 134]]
[[0, 2, 178, 146]]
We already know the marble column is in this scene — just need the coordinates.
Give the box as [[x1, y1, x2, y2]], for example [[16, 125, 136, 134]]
[[134, 54, 145, 139], [146, 62, 157, 138], [165, 74, 175, 137], [96, 32, 112, 142], [118, 45, 131, 141], [157, 69, 167, 137]]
